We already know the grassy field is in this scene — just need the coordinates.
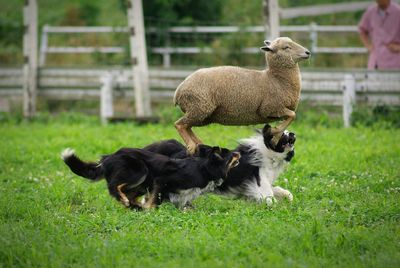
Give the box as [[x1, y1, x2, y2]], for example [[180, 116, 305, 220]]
[[0, 115, 399, 267]]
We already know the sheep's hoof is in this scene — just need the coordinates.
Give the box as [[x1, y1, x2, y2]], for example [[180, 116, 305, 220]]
[[187, 143, 198, 155]]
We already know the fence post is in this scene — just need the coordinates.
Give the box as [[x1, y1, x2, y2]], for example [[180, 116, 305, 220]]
[[163, 51, 171, 68], [39, 24, 48, 66], [23, 0, 38, 118], [309, 22, 317, 55], [163, 30, 171, 68], [342, 74, 356, 127], [127, 0, 152, 117], [100, 72, 114, 124], [263, 0, 280, 40]]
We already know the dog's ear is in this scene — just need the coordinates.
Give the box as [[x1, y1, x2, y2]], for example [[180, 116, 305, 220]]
[[196, 144, 212, 157], [262, 124, 273, 139], [220, 148, 231, 157], [212, 146, 221, 152], [262, 124, 275, 149], [211, 146, 224, 161]]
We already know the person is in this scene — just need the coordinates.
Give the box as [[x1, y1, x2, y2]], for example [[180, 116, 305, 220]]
[[358, 0, 400, 69]]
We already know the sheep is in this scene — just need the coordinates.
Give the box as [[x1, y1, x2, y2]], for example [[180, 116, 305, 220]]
[[173, 37, 310, 153]]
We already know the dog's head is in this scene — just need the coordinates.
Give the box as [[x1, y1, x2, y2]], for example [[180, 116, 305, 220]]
[[197, 145, 241, 179], [261, 124, 296, 161]]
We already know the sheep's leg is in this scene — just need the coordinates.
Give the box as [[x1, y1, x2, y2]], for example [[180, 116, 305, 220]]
[[270, 109, 296, 145], [187, 128, 203, 145], [175, 109, 212, 154], [175, 122, 197, 154], [271, 109, 296, 135]]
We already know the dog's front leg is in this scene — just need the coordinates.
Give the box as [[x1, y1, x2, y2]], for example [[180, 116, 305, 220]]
[[272, 186, 293, 202], [258, 167, 276, 206], [264, 185, 276, 206], [142, 184, 160, 210], [117, 183, 130, 207]]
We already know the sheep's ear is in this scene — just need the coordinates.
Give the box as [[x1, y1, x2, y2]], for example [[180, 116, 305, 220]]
[[260, 41, 275, 53]]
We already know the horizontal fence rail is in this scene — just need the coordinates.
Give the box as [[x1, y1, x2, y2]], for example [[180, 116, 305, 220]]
[[39, 24, 367, 67], [1, 67, 399, 103]]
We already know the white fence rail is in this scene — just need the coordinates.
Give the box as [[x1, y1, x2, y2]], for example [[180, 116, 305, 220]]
[[1, 67, 399, 125], [39, 24, 367, 67], [280, 1, 371, 19]]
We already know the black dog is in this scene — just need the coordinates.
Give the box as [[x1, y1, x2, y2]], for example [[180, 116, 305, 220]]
[[143, 125, 296, 205], [61, 145, 240, 209]]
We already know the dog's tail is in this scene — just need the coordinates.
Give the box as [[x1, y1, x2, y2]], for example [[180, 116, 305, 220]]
[[61, 148, 103, 181]]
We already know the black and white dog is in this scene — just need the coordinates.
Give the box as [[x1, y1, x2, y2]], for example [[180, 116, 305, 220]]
[[61, 145, 240, 209], [143, 124, 296, 206], [215, 124, 295, 205]]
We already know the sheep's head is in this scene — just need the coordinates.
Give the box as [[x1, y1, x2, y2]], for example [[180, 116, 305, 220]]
[[261, 37, 310, 68]]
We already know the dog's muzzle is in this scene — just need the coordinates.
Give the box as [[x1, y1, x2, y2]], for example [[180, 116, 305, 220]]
[[283, 133, 296, 150]]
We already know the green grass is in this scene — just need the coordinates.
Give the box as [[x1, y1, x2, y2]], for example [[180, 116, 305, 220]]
[[0, 115, 399, 267]]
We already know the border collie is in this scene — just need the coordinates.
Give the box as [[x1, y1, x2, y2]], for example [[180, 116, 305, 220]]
[[143, 124, 296, 206], [61, 145, 240, 209], [215, 124, 295, 205]]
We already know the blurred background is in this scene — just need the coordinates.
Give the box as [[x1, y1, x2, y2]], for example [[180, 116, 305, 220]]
[[0, 0, 399, 127], [0, 0, 369, 67]]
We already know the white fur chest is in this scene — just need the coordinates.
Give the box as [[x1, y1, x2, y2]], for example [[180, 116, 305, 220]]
[[262, 157, 288, 184], [242, 135, 288, 182]]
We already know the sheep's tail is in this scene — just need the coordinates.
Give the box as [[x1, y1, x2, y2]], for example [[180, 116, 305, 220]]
[[61, 148, 103, 181], [173, 88, 180, 106], [173, 81, 185, 106]]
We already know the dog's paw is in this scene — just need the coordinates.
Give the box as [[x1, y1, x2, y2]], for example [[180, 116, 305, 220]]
[[142, 203, 156, 210], [265, 196, 277, 206], [273, 186, 294, 202], [215, 179, 224, 187], [280, 189, 293, 202], [120, 197, 130, 208], [286, 191, 293, 202], [182, 203, 195, 211]]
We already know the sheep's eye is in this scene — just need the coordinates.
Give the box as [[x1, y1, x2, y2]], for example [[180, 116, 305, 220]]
[[283, 46, 290, 50]]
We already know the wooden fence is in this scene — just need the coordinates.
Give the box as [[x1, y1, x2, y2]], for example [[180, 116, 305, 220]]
[[1, 67, 399, 126], [39, 24, 367, 68]]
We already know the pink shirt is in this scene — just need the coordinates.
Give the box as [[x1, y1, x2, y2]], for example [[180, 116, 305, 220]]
[[358, 2, 400, 69]]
